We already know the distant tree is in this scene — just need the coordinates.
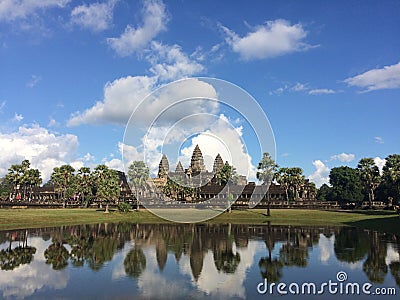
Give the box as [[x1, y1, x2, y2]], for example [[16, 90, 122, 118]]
[[76, 167, 92, 207], [128, 161, 150, 211], [317, 183, 332, 201], [256, 152, 278, 216], [357, 158, 381, 207], [287, 167, 305, 201], [275, 167, 290, 201], [216, 163, 239, 213], [329, 166, 363, 204], [50, 165, 75, 206], [0, 177, 12, 200], [382, 154, 400, 204], [92, 165, 120, 212], [25, 168, 42, 200]]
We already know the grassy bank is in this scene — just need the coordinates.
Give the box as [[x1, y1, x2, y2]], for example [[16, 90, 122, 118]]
[[0, 208, 398, 233]]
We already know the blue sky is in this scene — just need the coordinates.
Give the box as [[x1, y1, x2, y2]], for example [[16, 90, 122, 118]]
[[0, 0, 399, 186]]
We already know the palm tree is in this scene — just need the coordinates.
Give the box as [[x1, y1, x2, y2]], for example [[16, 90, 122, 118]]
[[51, 165, 75, 206], [93, 165, 120, 212], [357, 158, 381, 207], [275, 167, 290, 201], [77, 167, 92, 207], [128, 161, 149, 210], [216, 163, 238, 212], [26, 168, 42, 201], [5, 164, 23, 200], [256, 152, 278, 216]]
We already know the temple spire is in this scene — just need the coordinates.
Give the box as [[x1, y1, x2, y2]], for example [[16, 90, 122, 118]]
[[158, 154, 169, 178], [190, 144, 206, 172]]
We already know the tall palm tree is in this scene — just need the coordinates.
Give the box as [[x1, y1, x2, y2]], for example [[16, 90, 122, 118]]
[[275, 168, 290, 201], [256, 152, 278, 216], [51, 165, 75, 206], [357, 158, 381, 207], [5, 164, 23, 200], [26, 168, 42, 201], [128, 161, 149, 210], [93, 165, 120, 212], [77, 167, 92, 207]]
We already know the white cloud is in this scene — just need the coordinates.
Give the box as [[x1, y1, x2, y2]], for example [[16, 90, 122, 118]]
[[13, 113, 24, 122], [47, 117, 58, 127], [26, 75, 41, 88], [70, 0, 116, 32], [373, 156, 386, 174], [178, 114, 256, 180], [0, 124, 81, 181], [374, 136, 384, 144], [107, 0, 168, 56], [148, 42, 204, 81], [308, 88, 335, 95], [330, 153, 355, 162], [67, 75, 157, 126], [222, 19, 313, 60], [308, 159, 330, 188], [344, 62, 400, 92], [0, 0, 70, 22]]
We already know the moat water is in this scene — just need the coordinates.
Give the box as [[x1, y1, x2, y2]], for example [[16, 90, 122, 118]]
[[0, 223, 399, 299]]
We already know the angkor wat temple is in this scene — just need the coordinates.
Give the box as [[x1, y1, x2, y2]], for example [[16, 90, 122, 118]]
[[150, 145, 317, 206]]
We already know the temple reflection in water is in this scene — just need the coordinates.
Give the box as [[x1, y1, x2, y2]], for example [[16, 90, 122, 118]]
[[0, 224, 399, 299]]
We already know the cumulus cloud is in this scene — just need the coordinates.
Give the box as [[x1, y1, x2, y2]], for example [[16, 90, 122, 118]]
[[308, 159, 330, 188], [70, 0, 116, 32], [148, 42, 204, 81], [0, 124, 82, 181], [222, 19, 314, 60], [344, 62, 400, 92], [330, 153, 355, 162], [373, 157, 386, 174], [107, 0, 168, 56], [177, 114, 256, 180], [308, 88, 336, 95], [67, 75, 157, 126], [0, 0, 70, 22]]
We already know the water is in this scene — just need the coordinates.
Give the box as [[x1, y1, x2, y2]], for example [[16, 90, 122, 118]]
[[0, 223, 398, 299]]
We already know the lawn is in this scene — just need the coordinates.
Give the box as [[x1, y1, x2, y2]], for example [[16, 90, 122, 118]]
[[0, 208, 398, 234]]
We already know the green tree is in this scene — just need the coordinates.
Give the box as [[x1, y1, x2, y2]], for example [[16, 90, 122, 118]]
[[317, 183, 333, 201], [256, 152, 278, 216], [25, 168, 42, 201], [357, 158, 381, 207], [275, 167, 290, 201], [6, 163, 25, 200], [128, 161, 149, 210], [124, 247, 146, 278], [50, 165, 76, 206], [382, 154, 400, 204], [93, 165, 120, 212], [76, 167, 92, 207], [216, 163, 239, 212], [287, 167, 305, 201], [329, 166, 363, 204]]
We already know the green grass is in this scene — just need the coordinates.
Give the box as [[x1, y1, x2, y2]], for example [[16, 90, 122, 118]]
[[0, 208, 398, 234]]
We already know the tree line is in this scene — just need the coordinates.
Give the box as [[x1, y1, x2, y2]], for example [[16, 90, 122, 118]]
[[317, 154, 400, 206]]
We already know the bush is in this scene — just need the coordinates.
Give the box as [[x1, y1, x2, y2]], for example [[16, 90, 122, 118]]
[[118, 202, 132, 212]]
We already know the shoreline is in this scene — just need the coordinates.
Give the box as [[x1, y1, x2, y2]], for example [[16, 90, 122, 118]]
[[0, 208, 398, 234]]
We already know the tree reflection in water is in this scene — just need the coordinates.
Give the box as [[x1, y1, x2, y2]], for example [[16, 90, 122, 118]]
[[0, 223, 399, 290]]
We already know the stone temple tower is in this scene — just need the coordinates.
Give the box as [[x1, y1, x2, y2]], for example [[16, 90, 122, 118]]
[[190, 144, 206, 173], [158, 154, 169, 178], [213, 153, 224, 173]]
